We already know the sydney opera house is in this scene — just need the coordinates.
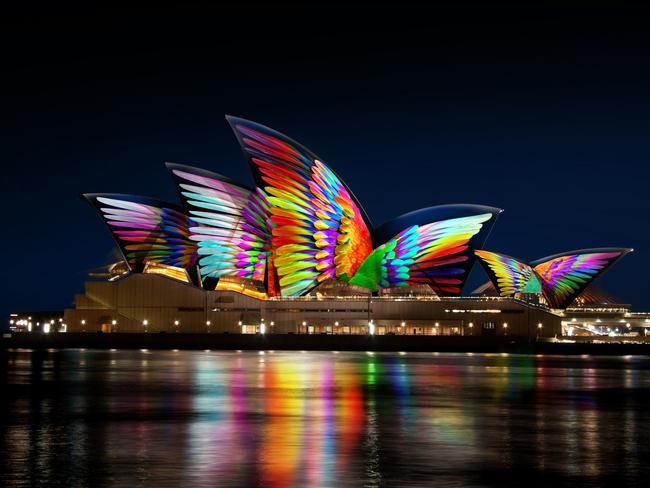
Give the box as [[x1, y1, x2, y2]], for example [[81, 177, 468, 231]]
[[55, 116, 637, 338]]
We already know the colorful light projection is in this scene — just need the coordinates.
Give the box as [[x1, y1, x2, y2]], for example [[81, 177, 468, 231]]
[[474, 250, 542, 296], [83, 194, 197, 272], [350, 213, 494, 294], [475, 248, 633, 309], [84, 116, 631, 301], [227, 116, 373, 297], [166, 163, 273, 289], [532, 249, 632, 309]]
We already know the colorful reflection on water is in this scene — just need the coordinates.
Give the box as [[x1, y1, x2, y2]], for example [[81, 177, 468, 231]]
[[2, 350, 650, 487]]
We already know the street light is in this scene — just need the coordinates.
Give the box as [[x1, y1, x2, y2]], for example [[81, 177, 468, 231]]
[[302, 321, 307, 334], [143, 319, 148, 332], [368, 320, 375, 335]]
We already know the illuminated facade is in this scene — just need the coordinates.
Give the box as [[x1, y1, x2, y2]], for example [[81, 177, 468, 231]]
[[475, 249, 633, 309], [63, 273, 562, 336], [84, 117, 503, 300], [69, 116, 633, 336]]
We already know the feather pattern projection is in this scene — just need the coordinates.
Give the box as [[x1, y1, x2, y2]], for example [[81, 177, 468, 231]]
[[350, 213, 493, 294], [85, 194, 197, 270], [532, 250, 626, 309], [228, 117, 373, 297], [167, 164, 273, 283], [474, 250, 542, 296]]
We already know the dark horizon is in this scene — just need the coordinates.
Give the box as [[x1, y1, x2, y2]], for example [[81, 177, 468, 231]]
[[3, 3, 650, 319]]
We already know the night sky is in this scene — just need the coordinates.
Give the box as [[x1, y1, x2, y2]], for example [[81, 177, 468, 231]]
[[3, 2, 650, 320]]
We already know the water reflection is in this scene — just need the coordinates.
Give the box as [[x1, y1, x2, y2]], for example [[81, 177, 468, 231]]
[[2, 350, 649, 487]]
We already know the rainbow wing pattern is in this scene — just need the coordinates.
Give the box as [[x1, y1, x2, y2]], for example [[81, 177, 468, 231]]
[[474, 250, 542, 296], [227, 116, 373, 296], [84, 116, 633, 303], [166, 163, 273, 285], [350, 213, 493, 294], [84, 194, 197, 270], [532, 249, 630, 309]]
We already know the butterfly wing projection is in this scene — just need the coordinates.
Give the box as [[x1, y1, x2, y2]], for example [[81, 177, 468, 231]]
[[83, 193, 197, 272], [227, 116, 373, 296], [350, 205, 500, 295], [474, 250, 542, 296], [531, 248, 632, 309], [166, 163, 273, 289]]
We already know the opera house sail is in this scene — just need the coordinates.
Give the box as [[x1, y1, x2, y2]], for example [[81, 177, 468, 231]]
[[62, 116, 632, 336]]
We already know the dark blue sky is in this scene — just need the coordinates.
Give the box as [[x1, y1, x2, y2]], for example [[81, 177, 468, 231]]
[[3, 3, 650, 318]]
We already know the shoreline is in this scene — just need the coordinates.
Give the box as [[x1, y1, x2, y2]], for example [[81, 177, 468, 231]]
[[2, 332, 650, 356]]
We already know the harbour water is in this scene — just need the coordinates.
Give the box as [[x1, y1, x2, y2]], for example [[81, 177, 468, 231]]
[[2, 350, 649, 487]]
